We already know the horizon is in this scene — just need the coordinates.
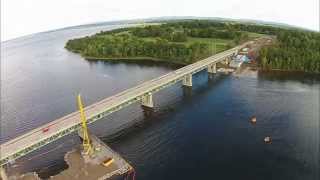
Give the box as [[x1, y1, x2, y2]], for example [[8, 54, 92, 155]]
[[2, 0, 319, 41], [1, 16, 319, 43]]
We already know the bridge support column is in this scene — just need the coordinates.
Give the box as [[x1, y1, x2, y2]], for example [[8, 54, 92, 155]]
[[141, 93, 153, 108], [0, 167, 8, 180], [207, 63, 217, 74], [182, 74, 192, 87], [224, 57, 230, 65]]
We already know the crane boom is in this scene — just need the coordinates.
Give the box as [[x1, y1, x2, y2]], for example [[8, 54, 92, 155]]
[[77, 94, 93, 155]]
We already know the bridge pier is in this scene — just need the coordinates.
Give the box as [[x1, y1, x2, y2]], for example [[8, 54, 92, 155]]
[[182, 74, 192, 87], [207, 63, 217, 74], [225, 57, 231, 65], [141, 93, 153, 108]]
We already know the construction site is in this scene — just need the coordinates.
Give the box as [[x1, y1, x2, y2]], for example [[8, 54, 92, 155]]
[[0, 95, 134, 180]]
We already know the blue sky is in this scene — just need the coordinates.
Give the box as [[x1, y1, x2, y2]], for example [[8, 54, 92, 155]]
[[1, 0, 319, 41]]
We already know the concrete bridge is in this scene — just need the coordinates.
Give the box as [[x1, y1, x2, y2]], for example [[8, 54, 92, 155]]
[[0, 41, 252, 166]]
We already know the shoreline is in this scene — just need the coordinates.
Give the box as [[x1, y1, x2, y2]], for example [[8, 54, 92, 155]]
[[84, 56, 190, 66], [241, 63, 320, 75], [86, 56, 320, 75], [259, 68, 320, 75]]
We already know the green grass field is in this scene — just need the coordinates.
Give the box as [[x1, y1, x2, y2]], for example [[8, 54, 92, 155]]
[[140, 37, 230, 54], [247, 32, 264, 38]]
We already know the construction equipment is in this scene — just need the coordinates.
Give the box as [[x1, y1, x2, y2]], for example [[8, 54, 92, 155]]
[[102, 158, 114, 167], [77, 94, 93, 155]]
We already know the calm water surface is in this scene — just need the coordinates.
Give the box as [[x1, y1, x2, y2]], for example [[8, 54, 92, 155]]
[[1, 24, 319, 180]]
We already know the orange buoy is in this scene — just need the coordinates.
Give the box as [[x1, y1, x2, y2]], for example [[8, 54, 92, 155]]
[[250, 116, 257, 124], [264, 136, 272, 144]]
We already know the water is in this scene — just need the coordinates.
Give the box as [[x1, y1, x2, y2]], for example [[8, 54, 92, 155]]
[[1, 23, 177, 143], [1, 24, 319, 180]]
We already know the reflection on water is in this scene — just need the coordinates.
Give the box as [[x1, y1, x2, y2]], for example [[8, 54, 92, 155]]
[[1, 24, 319, 180]]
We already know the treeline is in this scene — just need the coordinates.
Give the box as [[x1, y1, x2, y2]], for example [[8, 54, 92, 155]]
[[66, 34, 210, 64], [131, 21, 250, 41], [131, 26, 188, 42], [259, 30, 320, 73], [188, 28, 240, 39], [164, 21, 236, 39], [163, 20, 280, 35], [95, 27, 132, 36], [65, 20, 261, 65]]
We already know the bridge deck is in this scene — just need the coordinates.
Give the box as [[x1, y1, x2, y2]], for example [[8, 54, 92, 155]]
[[0, 42, 250, 166]]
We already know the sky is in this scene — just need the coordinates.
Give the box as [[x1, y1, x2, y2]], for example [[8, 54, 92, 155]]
[[1, 0, 319, 41]]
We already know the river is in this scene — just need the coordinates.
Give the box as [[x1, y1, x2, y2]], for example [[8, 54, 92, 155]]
[[1, 23, 319, 180]]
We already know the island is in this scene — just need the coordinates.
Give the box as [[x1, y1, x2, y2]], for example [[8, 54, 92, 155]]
[[65, 20, 320, 73]]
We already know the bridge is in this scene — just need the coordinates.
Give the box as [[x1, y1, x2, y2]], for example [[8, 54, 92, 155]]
[[0, 41, 253, 166]]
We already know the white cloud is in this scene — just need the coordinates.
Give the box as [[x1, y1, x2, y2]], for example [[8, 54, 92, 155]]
[[1, 0, 319, 41]]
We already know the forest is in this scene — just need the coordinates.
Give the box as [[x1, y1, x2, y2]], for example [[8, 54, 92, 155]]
[[259, 29, 320, 73], [65, 20, 320, 73], [66, 34, 211, 64], [65, 20, 255, 64]]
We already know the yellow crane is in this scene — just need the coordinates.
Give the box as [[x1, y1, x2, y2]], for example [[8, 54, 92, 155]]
[[77, 94, 93, 155]]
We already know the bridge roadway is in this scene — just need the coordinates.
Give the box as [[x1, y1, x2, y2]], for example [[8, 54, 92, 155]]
[[0, 41, 250, 166]]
